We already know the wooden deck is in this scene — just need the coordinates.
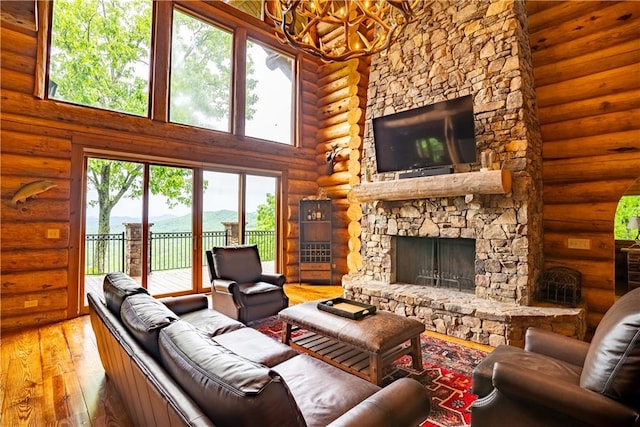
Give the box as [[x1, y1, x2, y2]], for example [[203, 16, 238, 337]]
[[84, 268, 196, 300]]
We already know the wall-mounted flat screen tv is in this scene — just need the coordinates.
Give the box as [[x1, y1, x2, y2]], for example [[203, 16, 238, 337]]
[[372, 95, 477, 174]]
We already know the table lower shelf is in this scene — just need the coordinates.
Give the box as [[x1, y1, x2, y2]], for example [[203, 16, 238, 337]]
[[288, 329, 417, 385]]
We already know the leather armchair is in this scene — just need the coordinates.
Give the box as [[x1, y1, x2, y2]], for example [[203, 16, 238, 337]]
[[205, 245, 288, 324], [471, 287, 640, 427]]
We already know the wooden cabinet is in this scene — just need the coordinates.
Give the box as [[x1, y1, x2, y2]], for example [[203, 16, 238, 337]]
[[622, 247, 640, 292], [299, 199, 332, 284]]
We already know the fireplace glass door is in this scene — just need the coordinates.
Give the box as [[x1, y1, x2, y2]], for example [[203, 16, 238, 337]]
[[395, 237, 475, 292]]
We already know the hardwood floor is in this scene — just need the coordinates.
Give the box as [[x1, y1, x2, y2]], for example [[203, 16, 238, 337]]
[[0, 284, 490, 426], [0, 312, 132, 426], [282, 283, 343, 305]]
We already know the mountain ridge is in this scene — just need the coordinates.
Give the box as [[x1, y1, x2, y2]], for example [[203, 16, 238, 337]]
[[85, 210, 257, 233]]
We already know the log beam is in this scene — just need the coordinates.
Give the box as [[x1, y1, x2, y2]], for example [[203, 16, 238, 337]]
[[351, 170, 512, 202]]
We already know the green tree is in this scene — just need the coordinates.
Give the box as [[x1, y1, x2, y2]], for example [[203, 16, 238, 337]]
[[252, 193, 276, 261], [256, 193, 276, 230], [615, 196, 640, 240], [170, 10, 258, 128], [50, 0, 152, 115]]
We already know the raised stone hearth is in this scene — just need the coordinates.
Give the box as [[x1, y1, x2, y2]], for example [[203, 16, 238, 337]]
[[343, 278, 586, 347]]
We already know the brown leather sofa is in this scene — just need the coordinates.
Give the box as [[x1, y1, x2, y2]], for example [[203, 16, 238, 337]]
[[205, 245, 289, 324], [470, 287, 640, 427], [89, 272, 431, 427]]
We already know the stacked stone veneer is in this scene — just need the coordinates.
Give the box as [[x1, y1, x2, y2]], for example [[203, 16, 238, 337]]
[[343, 0, 586, 346], [124, 223, 146, 277]]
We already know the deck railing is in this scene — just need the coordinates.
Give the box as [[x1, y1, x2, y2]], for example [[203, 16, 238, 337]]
[[85, 233, 126, 274], [245, 230, 276, 261], [85, 230, 275, 275], [150, 231, 229, 271]]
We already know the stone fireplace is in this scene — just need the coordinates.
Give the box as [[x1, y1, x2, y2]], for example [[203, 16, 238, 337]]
[[343, 0, 585, 347]]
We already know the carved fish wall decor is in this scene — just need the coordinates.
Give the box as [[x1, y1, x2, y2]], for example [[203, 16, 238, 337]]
[[10, 180, 58, 208]]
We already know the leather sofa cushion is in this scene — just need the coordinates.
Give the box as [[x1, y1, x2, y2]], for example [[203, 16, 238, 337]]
[[212, 245, 262, 284], [159, 321, 305, 427], [273, 353, 381, 427], [121, 293, 178, 360], [179, 308, 245, 336], [580, 287, 640, 409], [160, 294, 208, 315], [103, 272, 148, 316], [213, 328, 298, 367]]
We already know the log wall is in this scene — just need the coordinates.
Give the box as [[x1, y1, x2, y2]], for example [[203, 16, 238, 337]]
[[309, 58, 370, 282], [1, 4, 323, 330], [3, 1, 639, 334], [527, 1, 640, 329]]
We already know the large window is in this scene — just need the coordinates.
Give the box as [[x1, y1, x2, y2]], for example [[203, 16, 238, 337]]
[[47, 1, 297, 145], [245, 39, 294, 145], [170, 10, 233, 131], [49, 0, 152, 116]]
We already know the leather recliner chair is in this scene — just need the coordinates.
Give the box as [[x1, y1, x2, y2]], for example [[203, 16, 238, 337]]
[[205, 244, 288, 324], [471, 287, 640, 427]]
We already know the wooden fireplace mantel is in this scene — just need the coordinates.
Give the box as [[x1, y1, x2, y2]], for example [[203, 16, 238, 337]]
[[351, 169, 512, 202]]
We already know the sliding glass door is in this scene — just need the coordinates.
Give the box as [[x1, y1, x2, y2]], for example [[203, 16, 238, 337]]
[[201, 171, 239, 288], [82, 158, 196, 306], [245, 175, 277, 274], [147, 165, 194, 295], [81, 155, 281, 311], [83, 158, 144, 304], [201, 171, 279, 288]]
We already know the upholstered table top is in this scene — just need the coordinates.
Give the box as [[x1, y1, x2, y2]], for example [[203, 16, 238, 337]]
[[279, 300, 425, 353]]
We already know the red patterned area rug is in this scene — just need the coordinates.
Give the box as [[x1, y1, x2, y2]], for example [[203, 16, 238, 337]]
[[251, 316, 488, 427]]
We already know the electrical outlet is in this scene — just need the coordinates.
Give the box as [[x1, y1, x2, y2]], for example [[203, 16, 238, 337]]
[[568, 238, 591, 250], [46, 229, 60, 239], [24, 300, 38, 308]]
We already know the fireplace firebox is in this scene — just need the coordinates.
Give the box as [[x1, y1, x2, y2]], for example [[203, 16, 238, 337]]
[[394, 237, 475, 293]]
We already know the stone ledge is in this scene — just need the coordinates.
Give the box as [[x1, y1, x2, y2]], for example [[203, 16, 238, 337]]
[[343, 277, 587, 348]]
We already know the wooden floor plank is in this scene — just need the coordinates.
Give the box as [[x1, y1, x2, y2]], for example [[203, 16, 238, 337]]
[[39, 323, 77, 423], [2, 328, 47, 425], [62, 317, 108, 426]]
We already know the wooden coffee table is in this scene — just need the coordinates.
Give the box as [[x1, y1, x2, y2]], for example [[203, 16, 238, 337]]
[[279, 300, 425, 385]]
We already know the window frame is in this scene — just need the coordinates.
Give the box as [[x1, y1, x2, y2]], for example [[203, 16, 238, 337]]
[[42, 0, 301, 146]]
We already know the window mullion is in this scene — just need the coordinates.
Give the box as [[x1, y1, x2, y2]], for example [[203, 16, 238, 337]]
[[35, 0, 52, 99], [150, 1, 173, 122], [233, 28, 247, 137]]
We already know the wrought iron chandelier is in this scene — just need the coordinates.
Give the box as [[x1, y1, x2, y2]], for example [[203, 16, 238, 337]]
[[265, 0, 421, 62]]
